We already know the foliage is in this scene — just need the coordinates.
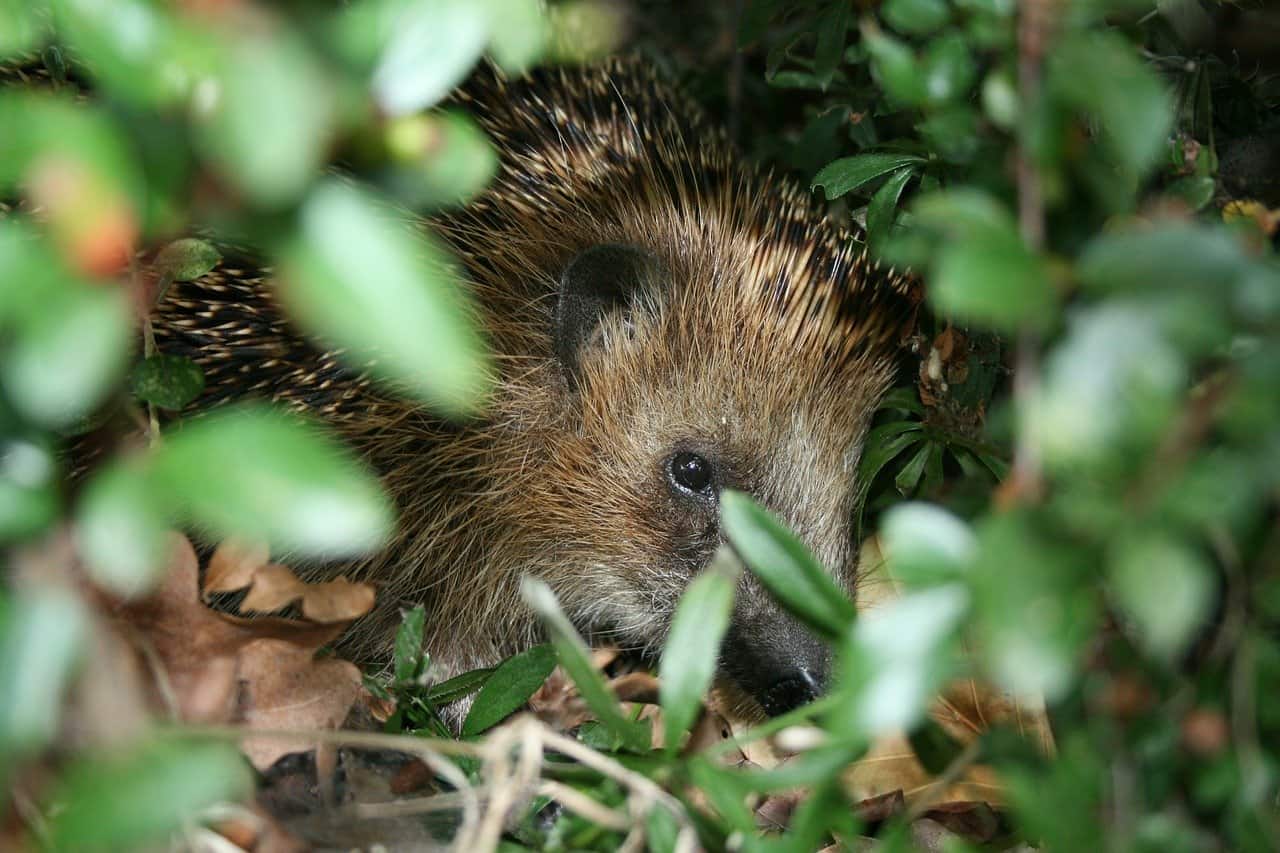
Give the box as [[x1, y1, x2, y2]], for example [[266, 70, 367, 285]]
[[2, 0, 1279, 851]]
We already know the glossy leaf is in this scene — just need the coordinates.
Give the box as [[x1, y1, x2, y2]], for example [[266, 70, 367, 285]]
[[371, 0, 492, 116], [394, 605, 427, 683], [462, 643, 556, 736], [720, 490, 855, 638], [130, 355, 205, 411], [865, 166, 915, 249], [812, 153, 925, 200], [659, 547, 739, 752]]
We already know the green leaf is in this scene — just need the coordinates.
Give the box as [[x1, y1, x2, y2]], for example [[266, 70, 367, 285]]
[[521, 578, 649, 752], [2, 283, 131, 429], [426, 667, 496, 705], [282, 180, 491, 416], [384, 110, 499, 209], [1049, 31, 1173, 177], [883, 0, 950, 35], [812, 153, 925, 201], [372, 0, 492, 115], [981, 68, 1019, 130], [47, 0, 204, 105], [864, 28, 926, 107], [812, 1, 850, 88], [152, 405, 394, 558], [971, 513, 1095, 700], [486, 0, 548, 73], [922, 34, 976, 105], [47, 737, 252, 851], [866, 167, 915, 249], [199, 31, 334, 207], [881, 502, 977, 588], [0, 0, 47, 59], [909, 716, 968, 775], [394, 605, 427, 683], [832, 585, 968, 737], [893, 441, 930, 495], [720, 490, 856, 638], [1108, 533, 1214, 662], [929, 225, 1056, 332], [659, 547, 739, 752], [462, 644, 557, 736], [1077, 224, 1247, 293], [154, 238, 221, 283], [76, 460, 171, 597], [1166, 175, 1215, 211], [0, 588, 86, 753], [0, 435, 59, 542], [130, 355, 205, 411]]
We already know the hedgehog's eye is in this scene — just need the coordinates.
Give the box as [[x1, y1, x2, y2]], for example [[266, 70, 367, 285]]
[[670, 452, 714, 495]]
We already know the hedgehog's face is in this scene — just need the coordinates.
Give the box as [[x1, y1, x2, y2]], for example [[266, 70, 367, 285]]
[[543, 244, 891, 718]]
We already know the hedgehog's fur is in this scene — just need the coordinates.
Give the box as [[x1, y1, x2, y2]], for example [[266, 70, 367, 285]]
[[154, 59, 917, 713]]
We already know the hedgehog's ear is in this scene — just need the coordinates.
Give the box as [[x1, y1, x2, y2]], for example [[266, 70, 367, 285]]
[[554, 243, 665, 379]]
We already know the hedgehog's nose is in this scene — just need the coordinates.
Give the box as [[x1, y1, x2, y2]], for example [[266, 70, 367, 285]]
[[759, 667, 824, 716]]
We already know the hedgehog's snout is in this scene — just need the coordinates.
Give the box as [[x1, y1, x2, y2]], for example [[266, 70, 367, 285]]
[[722, 612, 831, 717]]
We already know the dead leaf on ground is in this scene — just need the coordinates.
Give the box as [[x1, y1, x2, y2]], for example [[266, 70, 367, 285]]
[[202, 539, 377, 623]]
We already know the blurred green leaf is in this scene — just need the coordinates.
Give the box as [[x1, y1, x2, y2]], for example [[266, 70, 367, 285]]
[[982, 67, 1019, 129], [152, 405, 394, 558], [2, 283, 131, 429], [282, 180, 491, 416], [833, 584, 967, 737], [813, 1, 850, 88], [883, 0, 950, 35], [720, 490, 856, 638], [1077, 224, 1247, 293], [0, 588, 85, 754], [130, 355, 205, 411], [659, 547, 739, 752], [0, 0, 47, 59], [929, 224, 1055, 332], [1108, 533, 1215, 662], [866, 166, 914, 249], [521, 578, 649, 752], [812, 153, 925, 201], [1049, 31, 1172, 177], [922, 34, 976, 105], [486, 0, 548, 73], [909, 716, 967, 775], [881, 502, 977, 587], [462, 644, 556, 736], [971, 513, 1095, 700], [48, 0, 204, 105], [76, 460, 170, 597], [865, 27, 926, 107], [0, 436, 59, 542], [47, 737, 252, 851], [153, 238, 220, 283], [1025, 303, 1184, 468], [199, 31, 334, 207], [372, 0, 492, 116], [393, 604, 427, 683], [384, 110, 498, 209], [1167, 175, 1215, 211]]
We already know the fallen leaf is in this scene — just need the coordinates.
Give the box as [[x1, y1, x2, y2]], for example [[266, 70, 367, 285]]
[[203, 538, 271, 596]]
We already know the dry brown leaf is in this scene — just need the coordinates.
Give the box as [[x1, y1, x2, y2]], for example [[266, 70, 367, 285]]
[[237, 639, 363, 770], [298, 576, 376, 623], [203, 538, 271, 596], [240, 563, 309, 613]]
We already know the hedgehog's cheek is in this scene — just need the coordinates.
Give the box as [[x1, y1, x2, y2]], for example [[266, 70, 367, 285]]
[[718, 611, 832, 717]]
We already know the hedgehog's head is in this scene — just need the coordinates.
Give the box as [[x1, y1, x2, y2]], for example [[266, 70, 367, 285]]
[[528, 238, 911, 718]]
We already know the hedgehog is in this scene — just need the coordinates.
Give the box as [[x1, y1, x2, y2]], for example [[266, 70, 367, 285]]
[[152, 58, 917, 719]]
